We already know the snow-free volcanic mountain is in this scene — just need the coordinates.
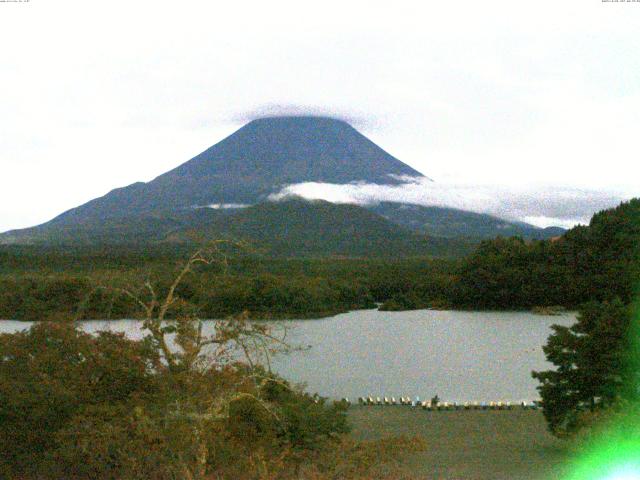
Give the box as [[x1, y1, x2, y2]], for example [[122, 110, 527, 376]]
[[0, 116, 563, 251], [52, 116, 425, 224]]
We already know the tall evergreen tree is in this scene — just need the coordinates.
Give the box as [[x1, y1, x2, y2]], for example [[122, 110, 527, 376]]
[[532, 299, 635, 435]]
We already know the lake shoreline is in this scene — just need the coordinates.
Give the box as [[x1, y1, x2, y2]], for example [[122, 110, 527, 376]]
[[0, 309, 576, 403], [0, 306, 578, 323]]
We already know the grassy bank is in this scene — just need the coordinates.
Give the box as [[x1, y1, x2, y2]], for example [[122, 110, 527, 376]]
[[347, 406, 571, 480]]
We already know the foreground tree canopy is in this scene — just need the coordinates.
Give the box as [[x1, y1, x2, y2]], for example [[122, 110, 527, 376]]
[[0, 246, 428, 479], [532, 300, 638, 436]]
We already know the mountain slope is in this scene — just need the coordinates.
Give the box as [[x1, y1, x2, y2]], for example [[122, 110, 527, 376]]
[[178, 199, 472, 257], [0, 115, 563, 249], [0, 200, 474, 257], [368, 202, 565, 239], [47, 116, 424, 226]]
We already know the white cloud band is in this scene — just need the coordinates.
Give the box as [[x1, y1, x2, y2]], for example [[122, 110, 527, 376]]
[[268, 178, 627, 228]]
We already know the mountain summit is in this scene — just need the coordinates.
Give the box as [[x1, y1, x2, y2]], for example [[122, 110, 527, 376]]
[[52, 116, 425, 226], [168, 116, 424, 189]]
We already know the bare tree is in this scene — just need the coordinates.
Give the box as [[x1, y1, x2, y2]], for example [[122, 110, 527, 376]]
[[90, 241, 300, 478]]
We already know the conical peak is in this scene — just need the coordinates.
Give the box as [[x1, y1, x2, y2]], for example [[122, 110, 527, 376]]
[[244, 115, 353, 129]]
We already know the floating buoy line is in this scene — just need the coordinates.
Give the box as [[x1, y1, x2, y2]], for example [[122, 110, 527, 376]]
[[335, 397, 543, 410]]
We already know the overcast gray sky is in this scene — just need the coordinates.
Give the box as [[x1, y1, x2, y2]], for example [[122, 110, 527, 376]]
[[1, 0, 639, 232]]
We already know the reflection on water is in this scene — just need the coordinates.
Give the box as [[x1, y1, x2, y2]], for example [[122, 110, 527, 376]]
[[1, 309, 575, 402]]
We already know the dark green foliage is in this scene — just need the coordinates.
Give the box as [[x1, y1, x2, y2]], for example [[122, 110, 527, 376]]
[[559, 199, 640, 303], [455, 199, 640, 309], [532, 300, 635, 435], [0, 199, 638, 321], [378, 291, 429, 311], [0, 322, 351, 479], [0, 276, 138, 321], [47, 401, 187, 480], [0, 276, 86, 320], [228, 393, 279, 442], [195, 274, 376, 318], [369, 202, 565, 240], [259, 378, 349, 449], [454, 237, 571, 309], [1, 199, 477, 258], [0, 248, 457, 320], [190, 199, 471, 258], [0, 323, 158, 475]]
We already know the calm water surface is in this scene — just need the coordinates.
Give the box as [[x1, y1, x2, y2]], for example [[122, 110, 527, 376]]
[[0, 309, 575, 402]]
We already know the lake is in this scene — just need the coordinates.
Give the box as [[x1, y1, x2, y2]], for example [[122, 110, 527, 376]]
[[0, 309, 575, 403]]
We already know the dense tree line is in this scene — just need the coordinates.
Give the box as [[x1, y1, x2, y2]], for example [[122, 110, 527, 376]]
[[455, 199, 640, 309], [0, 273, 378, 321], [0, 252, 455, 320], [1, 199, 638, 320]]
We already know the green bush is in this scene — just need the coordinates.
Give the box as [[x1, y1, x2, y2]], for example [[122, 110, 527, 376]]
[[0, 323, 158, 476]]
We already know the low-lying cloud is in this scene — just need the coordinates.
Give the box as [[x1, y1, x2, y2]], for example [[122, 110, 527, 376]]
[[268, 178, 628, 228], [207, 203, 250, 210]]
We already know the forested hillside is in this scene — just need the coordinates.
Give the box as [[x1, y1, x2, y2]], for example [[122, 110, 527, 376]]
[[0, 200, 475, 258], [455, 198, 640, 309], [369, 202, 565, 239], [1, 199, 637, 320]]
